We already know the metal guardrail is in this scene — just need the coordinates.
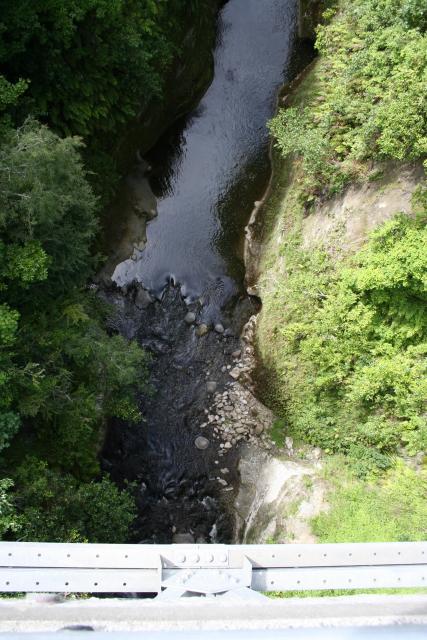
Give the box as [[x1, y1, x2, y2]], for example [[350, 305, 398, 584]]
[[0, 541, 426, 598], [1, 627, 427, 640]]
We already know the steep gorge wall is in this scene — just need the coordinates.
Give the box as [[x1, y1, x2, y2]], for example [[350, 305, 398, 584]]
[[114, 2, 224, 172]]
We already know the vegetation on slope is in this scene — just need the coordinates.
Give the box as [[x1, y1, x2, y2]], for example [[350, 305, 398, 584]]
[[264, 208, 427, 468], [0, 1, 216, 542], [259, 0, 427, 541], [0, 119, 147, 542], [0, 0, 216, 198], [270, 0, 427, 199], [312, 460, 427, 542]]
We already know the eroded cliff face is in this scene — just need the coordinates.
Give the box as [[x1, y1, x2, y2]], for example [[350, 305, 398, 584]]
[[234, 442, 326, 543], [298, 0, 323, 40]]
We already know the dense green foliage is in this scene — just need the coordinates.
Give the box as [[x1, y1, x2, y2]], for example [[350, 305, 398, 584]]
[[269, 0, 427, 200], [0, 0, 217, 544], [11, 460, 136, 543], [0, 0, 215, 197], [0, 119, 147, 541], [273, 211, 427, 469], [312, 461, 427, 542], [0, 0, 220, 543], [260, 0, 427, 481]]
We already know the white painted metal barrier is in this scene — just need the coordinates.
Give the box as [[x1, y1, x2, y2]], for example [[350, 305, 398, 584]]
[[0, 542, 425, 598]]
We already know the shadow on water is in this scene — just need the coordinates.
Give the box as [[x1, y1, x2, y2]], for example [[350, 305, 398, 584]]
[[101, 0, 312, 543]]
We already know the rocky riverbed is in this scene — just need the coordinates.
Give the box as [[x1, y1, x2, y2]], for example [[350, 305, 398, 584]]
[[101, 279, 265, 543], [200, 316, 276, 453]]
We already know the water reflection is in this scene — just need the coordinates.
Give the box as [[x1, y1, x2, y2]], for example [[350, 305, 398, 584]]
[[112, 0, 297, 299]]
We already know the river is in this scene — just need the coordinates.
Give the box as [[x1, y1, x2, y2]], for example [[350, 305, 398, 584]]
[[102, 0, 299, 543]]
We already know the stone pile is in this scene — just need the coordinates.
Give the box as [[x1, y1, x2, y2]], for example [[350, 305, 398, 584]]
[[200, 315, 275, 457]]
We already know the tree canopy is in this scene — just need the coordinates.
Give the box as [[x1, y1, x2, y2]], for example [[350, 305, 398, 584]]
[[0, 0, 209, 541]]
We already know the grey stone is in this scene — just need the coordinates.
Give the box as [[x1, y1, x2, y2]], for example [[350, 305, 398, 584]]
[[254, 424, 264, 435], [206, 381, 217, 393], [217, 478, 228, 486], [185, 312, 196, 325], [172, 533, 195, 544], [194, 436, 209, 450], [232, 350, 242, 358], [229, 367, 241, 380], [214, 323, 225, 334], [220, 468, 229, 474], [224, 441, 232, 449]]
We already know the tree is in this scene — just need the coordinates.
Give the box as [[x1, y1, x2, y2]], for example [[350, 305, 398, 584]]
[[0, 120, 147, 480], [11, 458, 136, 543]]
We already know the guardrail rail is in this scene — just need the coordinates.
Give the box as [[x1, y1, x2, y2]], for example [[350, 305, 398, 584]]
[[0, 541, 426, 599]]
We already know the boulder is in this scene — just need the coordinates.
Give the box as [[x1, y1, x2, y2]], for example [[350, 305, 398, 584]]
[[185, 311, 196, 325], [172, 533, 195, 544], [206, 381, 217, 393], [194, 436, 209, 450]]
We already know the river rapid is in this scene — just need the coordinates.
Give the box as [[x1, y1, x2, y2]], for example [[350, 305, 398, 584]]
[[102, 0, 300, 543]]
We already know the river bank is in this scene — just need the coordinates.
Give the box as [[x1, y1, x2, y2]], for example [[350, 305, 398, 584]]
[[246, 0, 427, 544]]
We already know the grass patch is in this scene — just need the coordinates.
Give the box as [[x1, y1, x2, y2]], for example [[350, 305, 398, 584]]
[[312, 458, 427, 543], [268, 587, 427, 599], [270, 418, 287, 448]]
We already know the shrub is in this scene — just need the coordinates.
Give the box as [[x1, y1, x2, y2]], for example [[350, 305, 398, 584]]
[[312, 462, 427, 542], [269, 0, 427, 198], [11, 458, 136, 543]]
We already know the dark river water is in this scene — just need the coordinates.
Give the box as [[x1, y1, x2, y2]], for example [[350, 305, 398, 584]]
[[103, 0, 299, 543], [112, 0, 298, 299]]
